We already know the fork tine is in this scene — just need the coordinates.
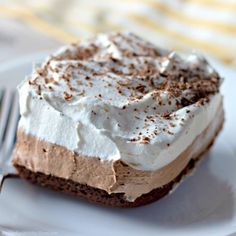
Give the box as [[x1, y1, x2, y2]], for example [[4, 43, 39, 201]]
[[0, 89, 13, 148], [1, 91, 15, 149], [0, 89, 19, 192], [0, 174, 8, 191], [3, 91, 19, 160], [0, 89, 4, 108]]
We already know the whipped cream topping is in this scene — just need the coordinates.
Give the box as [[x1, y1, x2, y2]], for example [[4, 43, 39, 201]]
[[18, 32, 222, 171]]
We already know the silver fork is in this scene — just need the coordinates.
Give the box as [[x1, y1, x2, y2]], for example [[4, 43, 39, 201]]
[[0, 88, 19, 191]]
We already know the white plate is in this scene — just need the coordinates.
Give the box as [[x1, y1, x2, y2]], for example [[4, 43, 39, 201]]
[[0, 53, 236, 236]]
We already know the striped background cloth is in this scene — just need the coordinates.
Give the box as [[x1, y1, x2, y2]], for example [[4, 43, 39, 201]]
[[1, 0, 236, 66]]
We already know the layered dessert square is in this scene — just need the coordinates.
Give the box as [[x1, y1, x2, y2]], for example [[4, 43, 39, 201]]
[[13, 32, 224, 207]]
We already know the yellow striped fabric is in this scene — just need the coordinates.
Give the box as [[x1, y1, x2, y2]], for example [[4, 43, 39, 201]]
[[1, 0, 236, 66]]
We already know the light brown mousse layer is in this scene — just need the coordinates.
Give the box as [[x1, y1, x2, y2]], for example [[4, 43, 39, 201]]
[[13, 105, 224, 201]]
